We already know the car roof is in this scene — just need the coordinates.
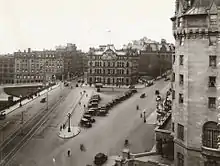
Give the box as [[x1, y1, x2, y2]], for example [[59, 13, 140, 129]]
[[81, 118, 89, 121]]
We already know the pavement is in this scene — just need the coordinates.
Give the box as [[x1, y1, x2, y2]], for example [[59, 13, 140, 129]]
[[58, 126, 81, 139], [7, 79, 170, 166]]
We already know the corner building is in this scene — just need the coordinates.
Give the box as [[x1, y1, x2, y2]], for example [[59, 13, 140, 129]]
[[87, 45, 139, 86], [171, 0, 220, 165]]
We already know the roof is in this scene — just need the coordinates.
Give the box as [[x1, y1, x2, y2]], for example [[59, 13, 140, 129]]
[[184, 0, 220, 15]]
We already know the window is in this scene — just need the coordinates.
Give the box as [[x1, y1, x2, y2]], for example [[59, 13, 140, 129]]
[[208, 97, 216, 108], [203, 121, 220, 149], [172, 90, 175, 100], [177, 124, 184, 141], [179, 93, 183, 104], [177, 152, 184, 166], [209, 76, 216, 87], [172, 73, 175, 82], [210, 15, 217, 26], [179, 37, 184, 46], [209, 56, 216, 67], [173, 54, 175, 64], [179, 55, 184, 65], [172, 122, 175, 132], [179, 74, 184, 85]]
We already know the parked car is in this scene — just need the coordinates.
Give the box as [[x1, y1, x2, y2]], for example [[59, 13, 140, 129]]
[[129, 85, 135, 89], [164, 77, 170, 81], [97, 109, 108, 116], [140, 93, 146, 98], [87, 109, 97, 116], [94, 153, 108, 165], [80, 118, 92, 128], [40, 97, 46, 103], [83, 114, 96, 123], [0, 111, 6, 120]]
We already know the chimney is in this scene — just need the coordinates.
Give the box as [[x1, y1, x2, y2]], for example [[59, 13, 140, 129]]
[[28, 48, 31, 53]]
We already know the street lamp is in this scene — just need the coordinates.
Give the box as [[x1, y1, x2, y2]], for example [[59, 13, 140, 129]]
[[67, 113, 71, 132]]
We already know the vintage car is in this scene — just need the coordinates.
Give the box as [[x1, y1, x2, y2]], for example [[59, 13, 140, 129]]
[[140, 93, 146, 98], [0, 111, 6, 120], [40, 97, 46, 103], [96, 109, 108, 116], [94, 153, 108, 165], [80, 118, 92, 128], [83, 114, 96, 123]]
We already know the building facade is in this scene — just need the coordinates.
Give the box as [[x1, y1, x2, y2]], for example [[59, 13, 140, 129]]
[[124, 37, 174, 77], [55, 43, 84, 79], [0, 54, 15, 84], [171, 0, 220, 165], [14, 48, 64, 83], [87, 45, 139, 86]]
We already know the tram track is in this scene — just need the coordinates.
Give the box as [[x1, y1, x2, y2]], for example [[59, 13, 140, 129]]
[[0, 88, 71, 166]]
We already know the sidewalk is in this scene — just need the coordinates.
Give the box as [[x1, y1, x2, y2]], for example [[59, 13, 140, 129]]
[[3, 83, 61, 115]]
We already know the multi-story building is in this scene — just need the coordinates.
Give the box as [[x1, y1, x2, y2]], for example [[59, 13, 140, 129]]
[[0, 54, 15, 84], [14, 48, 64, 83], [87, 44, 139, 86], [55, 43, 84, 79], [124, 37, 174, 77], [170, 0, 220, 165]]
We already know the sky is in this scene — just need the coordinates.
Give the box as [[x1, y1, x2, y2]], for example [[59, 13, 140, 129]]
[[0, 0, 175, 53]]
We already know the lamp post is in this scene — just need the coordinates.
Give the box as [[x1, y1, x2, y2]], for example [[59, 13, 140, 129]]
[[67, 113, 71, 132]]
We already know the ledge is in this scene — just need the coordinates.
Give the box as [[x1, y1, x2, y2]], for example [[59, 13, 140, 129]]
[[201, 146, 220, 159]]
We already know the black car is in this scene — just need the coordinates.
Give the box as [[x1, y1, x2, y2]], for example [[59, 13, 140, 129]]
[[94, 153, 108, 165], [96, 109, 108, 116], [80, 118, 92, 128], [83, 114, 96, 123], [140, 93, 146, 98], [40, 97, 46, 103]]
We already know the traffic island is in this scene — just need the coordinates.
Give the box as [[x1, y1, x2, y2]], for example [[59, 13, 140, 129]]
[[58, 126, 81, 139]]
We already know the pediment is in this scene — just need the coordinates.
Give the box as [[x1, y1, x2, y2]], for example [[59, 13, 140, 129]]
[[101, 49, 117, 60]]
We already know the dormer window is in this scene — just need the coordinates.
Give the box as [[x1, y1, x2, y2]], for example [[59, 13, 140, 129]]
[[210, 15, 217, 26]]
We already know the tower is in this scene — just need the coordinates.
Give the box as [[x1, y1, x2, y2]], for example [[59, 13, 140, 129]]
[[171, 0, 220, 165]]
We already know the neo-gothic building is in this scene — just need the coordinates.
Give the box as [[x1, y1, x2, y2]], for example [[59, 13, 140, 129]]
[[87, 45, 139, 86], [171, 0, 220, 165]]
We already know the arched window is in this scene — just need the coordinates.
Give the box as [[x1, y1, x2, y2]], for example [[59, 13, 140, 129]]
[[203, 121, 220, 149]]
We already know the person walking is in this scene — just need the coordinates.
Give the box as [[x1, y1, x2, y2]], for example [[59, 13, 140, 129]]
[[67, 149, 71, 157]]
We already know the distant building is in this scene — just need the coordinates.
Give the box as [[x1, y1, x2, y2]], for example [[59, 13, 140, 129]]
[[14, 48, 64, 84], [87, 44, 139, 86], [124, 37, 175, 77], [55, 44, 84, 79], [0, 54, 15, 84]]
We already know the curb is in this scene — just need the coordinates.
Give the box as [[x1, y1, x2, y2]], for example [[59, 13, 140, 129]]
[[58, 126, 81, 139]]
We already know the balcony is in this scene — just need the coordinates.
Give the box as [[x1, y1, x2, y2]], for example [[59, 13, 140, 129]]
[[201, 146, 220, 160]]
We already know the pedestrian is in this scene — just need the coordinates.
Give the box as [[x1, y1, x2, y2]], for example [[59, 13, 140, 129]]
[[140, 113, 142, 118], [67, 149, 71, 157], [84, 104, 86, 108], [60, 125, 62, 131], [79, 101, 81, 105], [86, 94, 88, 97], [63, 124, 65, 129]]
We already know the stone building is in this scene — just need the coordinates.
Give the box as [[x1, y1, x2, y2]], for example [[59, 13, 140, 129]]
[[0, 54, 15, 84], [55, 43, 84, 79], [171, 0, 220, 165], [124, 37, 174, 77], [87, 44, 139, 86], [14, 48, 64, 84]]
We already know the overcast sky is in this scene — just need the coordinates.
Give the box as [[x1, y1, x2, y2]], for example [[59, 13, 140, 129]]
[[0, 0, 175, 53]]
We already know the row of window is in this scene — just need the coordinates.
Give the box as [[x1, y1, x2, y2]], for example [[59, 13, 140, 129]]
[[89, 69, 130, 75], [90, 56, 128, 60], [16, 68, 62, 73], [174, 54, 217, 67], [89, 61, 130, 68], [16, 75, 44, 79]]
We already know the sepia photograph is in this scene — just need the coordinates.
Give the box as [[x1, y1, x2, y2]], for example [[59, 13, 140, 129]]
[[0, 0, 219, 165]]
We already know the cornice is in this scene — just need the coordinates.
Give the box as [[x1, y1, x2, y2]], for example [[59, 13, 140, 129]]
[[173, 27, 220, 39]]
